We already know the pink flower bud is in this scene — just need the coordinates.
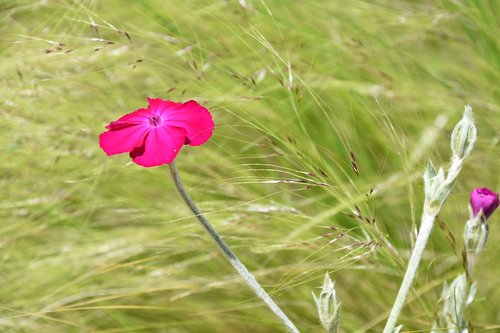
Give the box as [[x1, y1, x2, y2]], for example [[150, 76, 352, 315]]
[[470, 188, 499, 219]]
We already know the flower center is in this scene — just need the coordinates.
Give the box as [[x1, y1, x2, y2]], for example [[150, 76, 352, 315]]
[[150, 114, 161, 127]]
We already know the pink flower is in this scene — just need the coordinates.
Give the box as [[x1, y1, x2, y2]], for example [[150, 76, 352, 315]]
[[470, 187, 499, 220], [99, 98, 214, 167]]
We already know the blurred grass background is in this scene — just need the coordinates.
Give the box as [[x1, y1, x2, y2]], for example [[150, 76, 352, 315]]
[[1, 0, 498, 332]]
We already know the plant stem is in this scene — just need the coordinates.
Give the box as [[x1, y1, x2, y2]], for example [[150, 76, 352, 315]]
[[168, 161, 301, 333], [383, 211, 437, 333]]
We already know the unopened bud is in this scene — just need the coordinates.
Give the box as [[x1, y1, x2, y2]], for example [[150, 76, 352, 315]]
[[464, 216, 488, 274], [464, 188, 497, 274], [423, 162, 446, 210], [433, 273, 476, 332], [470, 187, 499, 220], [312, 273, 341, 333], [450, 105, 476, 160]]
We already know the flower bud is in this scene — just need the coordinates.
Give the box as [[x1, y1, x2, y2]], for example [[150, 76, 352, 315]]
[[470, 187, 499, 220], [433, 273, 476, 332], [464, 216, 489, 274], [312, 273, 341, 333], [423, 161, 446, 211], [450, 105, 476, 160]]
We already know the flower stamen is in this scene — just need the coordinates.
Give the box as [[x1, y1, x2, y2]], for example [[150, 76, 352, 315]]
[[150, 114, 161, 127]]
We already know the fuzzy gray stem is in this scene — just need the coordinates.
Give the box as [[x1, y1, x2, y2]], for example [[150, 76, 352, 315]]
[[383, 212, 436, 333], [168, 161, 300, 333]]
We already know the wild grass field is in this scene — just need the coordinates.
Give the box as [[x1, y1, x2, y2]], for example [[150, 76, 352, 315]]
[[1, 0, 499, 332]]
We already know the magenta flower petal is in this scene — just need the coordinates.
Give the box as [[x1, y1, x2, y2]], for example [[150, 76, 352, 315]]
[[106, 108, 150, 129], [147, 98, 182, 115], [470, 187, 499, 219], [130, 126, 187, 167], [99, 108, 152, 156], [164, 100, 215, 146], [99, 124, 150, 156]]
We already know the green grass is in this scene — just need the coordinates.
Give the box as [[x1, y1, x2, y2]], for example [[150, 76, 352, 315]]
[[1, 0, 498, 332]]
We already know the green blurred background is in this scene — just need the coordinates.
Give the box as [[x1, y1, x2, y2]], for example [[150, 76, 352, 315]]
[[1, 0, 498, 332]]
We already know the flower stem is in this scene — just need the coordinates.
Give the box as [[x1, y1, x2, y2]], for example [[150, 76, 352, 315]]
[[383, 211, 437, 333], [168, 161, 301, 333]]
